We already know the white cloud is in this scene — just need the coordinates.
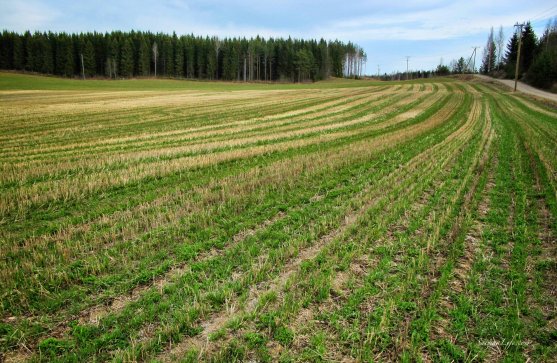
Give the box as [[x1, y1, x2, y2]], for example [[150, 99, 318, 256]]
[[0, 0, 62, 32], [1, 0, 554, 73], [312, 1, 555, 41]]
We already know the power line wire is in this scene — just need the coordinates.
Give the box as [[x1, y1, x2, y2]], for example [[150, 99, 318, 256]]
[[529, 4, 557, 20], [529, 15, 557, 26], [528, 11, 557, 24], [530, 14, 556, 24]]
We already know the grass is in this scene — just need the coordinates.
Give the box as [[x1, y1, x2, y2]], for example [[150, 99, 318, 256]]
[[0, 72, 398, 91], [0, 71, 555, 362]]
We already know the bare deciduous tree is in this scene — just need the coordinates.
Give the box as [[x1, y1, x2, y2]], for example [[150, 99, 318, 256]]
[[152, 42, 158, 77], [213, 36, 221, 80], [496, 26, 504, 69]]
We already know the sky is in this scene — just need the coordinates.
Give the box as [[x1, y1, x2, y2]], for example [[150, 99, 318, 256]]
[[1, 0, 556, 74]]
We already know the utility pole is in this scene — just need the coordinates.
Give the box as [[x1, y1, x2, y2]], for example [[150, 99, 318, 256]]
[[514, 22, 525, 92], [405, 56, 410, 80], [80, 53, 85, 80]]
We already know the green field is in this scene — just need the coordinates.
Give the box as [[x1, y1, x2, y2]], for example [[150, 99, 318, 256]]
[[0, 72, 556, 362]]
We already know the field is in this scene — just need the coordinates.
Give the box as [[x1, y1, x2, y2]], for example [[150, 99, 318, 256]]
[[1, 72, 556, 362]]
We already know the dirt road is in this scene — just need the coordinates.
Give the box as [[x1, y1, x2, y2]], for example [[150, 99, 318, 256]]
[[475, 74, 557, 103]]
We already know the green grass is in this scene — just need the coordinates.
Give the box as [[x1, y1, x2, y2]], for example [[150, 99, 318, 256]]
[[0, 71, 393, 91], [0, 73, 555, 362]]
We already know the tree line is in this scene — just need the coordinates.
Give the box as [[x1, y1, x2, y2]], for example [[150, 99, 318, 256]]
[[0, 30, 366, 82], [433, 18, 557, 91], [479, 19, 557, 90]]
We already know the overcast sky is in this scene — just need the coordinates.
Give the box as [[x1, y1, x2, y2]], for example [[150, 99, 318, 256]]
[[1, 0, 556, 74]]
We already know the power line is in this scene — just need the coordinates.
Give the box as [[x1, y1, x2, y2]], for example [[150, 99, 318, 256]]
[[529, 16, 557, 26], [529, 14, 556, 25], [529, 4, 557, 21]]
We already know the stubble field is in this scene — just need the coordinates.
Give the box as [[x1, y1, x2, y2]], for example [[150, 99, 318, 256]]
[[0, 73, 556, 362]]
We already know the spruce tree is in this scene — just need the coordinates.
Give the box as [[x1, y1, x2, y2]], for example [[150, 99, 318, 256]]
[[318, 39, 329, 80], [23, 31, 33, 71], [0, 32, 9, 69], [206, 40, 217, 80], [295, 49, 313, 82], [195, 37, 206, 78], [526, 48, 557, 89], [520, 22, 537, 74], [105, 37, 119, 78], [83, 40, 95, 76], [221, 42, 232, 80], [138, 36, 150, 76], [504, 32, 518, 78], [56, 33, 74, 76], [42, 33, 54, 74], [184, 36, 195, 79], [162, 37, 172, 76], [0, 30, 361, 83], [526, 18, 557, 89], [12, 34, 23, 70], [174, 37, 184, 78], [119, 38, 134, 78]]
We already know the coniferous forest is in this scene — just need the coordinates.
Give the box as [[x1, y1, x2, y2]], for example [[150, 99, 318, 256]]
[[478, 20, 557, 90], [0, 30, 366, 82]]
